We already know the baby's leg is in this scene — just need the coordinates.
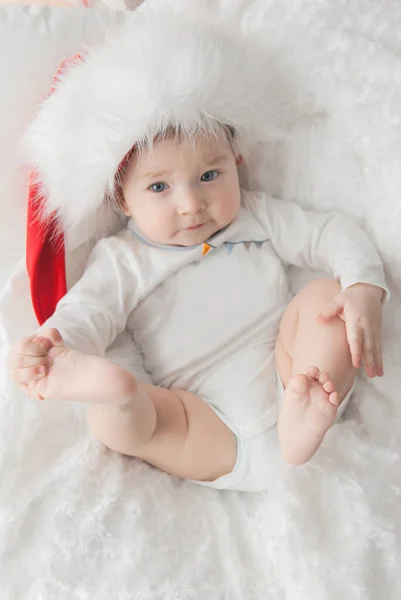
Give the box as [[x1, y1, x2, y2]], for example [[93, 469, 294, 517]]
[[11, 329, 237, 482], [275, 279, 356, 465], [88, 384, 237, 482]]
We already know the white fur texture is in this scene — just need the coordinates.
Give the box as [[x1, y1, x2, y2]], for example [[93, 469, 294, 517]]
[[23, 6, 281, 248], [1, 2, 401, 599]]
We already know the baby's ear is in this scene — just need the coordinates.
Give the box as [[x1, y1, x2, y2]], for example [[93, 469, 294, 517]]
[[235, 154, 244, 166], [113, 186, 130, 217], [120, 197, 131, 217]]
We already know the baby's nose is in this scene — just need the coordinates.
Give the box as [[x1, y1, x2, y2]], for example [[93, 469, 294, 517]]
[[179, 189, 206, 214]]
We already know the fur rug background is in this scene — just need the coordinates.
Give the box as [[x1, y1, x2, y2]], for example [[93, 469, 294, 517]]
[[0, 1, 400, 598]]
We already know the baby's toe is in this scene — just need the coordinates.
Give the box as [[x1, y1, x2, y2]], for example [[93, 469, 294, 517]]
[[323, 380, 335, 394], [328, 391, 340, 407], [288, 374, 310, 395], [306, 366, 320, 380], [318, 370, 330, 385]]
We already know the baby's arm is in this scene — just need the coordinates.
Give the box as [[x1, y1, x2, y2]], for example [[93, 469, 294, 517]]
[[245, 191, 389, 299], [40, 237, 140, 356], [244, 191, 389, 377], [8, 237, 140, 396]]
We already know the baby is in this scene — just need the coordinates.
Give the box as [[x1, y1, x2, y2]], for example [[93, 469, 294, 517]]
[[8, 126, 387, 491], [7, 14, 388, 492]]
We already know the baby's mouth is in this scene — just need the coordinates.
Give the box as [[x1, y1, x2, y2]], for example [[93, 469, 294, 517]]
[[184, 221, 207, 231]]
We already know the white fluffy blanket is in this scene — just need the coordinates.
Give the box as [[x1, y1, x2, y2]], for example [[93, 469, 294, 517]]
[[0, 2, 400, 598]]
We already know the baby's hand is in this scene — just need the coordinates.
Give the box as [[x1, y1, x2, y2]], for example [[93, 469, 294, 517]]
[[7, 329, 62, 400], [319, 283, 384, 378]]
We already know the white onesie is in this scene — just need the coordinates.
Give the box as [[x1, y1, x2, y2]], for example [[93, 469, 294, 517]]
[[42, 190, 389, 491]]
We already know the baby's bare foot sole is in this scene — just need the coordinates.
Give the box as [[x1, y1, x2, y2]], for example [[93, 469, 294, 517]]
[[277, 366, 338, 465], [28, 346, 137, 404]]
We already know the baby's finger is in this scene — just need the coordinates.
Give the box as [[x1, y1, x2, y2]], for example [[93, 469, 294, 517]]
[[11, 366, 48, 384], [319, 300, 343, 322], [31, 336, 53, 352], [346, 324, 363, 369], [38, 328, 64, 346], [374, 342, 384, 377], [15, 381, 43, 401], [362, 333, 376, 378], [27, 380, 45, 401], [8, 354, 52, 370], [12, 338, 49, 357]]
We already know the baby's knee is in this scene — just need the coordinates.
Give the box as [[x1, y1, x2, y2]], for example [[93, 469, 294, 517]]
[[87, 392, 157, 455]]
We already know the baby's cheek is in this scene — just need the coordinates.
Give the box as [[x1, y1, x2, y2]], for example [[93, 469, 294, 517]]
[[145, 205, 175, 239], [219, 192, 240, 223]]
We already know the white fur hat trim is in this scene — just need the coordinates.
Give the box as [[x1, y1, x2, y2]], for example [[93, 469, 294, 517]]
[[24, 7, 276, 246]]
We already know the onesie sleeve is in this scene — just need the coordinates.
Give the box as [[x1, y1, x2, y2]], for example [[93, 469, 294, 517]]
[[243, 190, 390, 302], [39, 237, 141, 356]]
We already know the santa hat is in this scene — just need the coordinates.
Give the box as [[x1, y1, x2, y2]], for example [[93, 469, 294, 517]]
[[24, 6, 277, 325]]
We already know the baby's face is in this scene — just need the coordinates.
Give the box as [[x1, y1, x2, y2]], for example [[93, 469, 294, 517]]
[[120, 132, 242, 246]]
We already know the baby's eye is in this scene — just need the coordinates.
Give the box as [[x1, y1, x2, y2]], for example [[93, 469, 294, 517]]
[[201, 170, 219, 182], [149, 182, 168, 193]]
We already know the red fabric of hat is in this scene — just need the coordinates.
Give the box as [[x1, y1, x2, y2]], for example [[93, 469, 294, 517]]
[[26, 175, 66, 326], [26, 55, 83, 326], [26, 53, 136, 326]]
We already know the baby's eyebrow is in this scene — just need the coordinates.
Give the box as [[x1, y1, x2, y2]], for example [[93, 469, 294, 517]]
[[204, 154, 230, 165], [142, 170, 172, 179]]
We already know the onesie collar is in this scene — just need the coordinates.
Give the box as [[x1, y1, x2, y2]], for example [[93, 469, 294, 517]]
[[127, 205, 269, 253], [127, 218, 231, 252]]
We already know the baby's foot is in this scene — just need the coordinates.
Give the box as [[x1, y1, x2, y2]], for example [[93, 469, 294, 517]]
[[34, 346, 137, 404], [13, 329, 137, 404], [277, 367, 339, 465]]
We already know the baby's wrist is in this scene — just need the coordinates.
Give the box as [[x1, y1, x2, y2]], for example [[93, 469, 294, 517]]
[[346, 282, 384, 300]]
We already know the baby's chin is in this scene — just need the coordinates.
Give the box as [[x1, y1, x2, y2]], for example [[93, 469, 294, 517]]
[[147, 218, 231, 247], [172, 220, 222, 247]]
